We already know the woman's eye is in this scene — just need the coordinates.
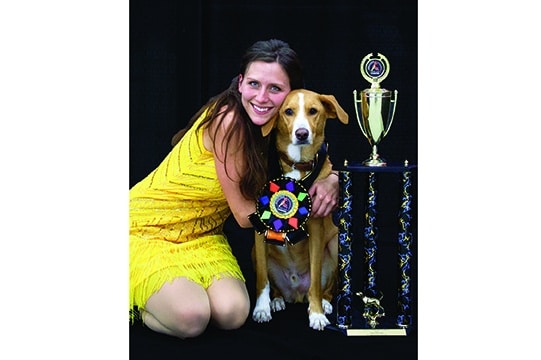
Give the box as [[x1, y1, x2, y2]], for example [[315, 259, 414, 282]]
[[249, 81, 259, 88], [270, 85, 281, 92]]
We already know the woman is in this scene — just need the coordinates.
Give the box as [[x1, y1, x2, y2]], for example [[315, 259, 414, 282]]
[[130, 39, 339, 339]]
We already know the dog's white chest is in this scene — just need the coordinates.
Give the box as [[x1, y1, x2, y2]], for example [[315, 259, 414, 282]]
[[284, 168, 301, 180]]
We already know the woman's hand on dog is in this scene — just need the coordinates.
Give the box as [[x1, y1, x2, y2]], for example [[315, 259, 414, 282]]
[[308, 172, 339, 218]]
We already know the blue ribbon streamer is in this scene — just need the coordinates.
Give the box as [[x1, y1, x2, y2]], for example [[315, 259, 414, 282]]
[[396, 169, 413, 328], [335, 171, 353, 329]]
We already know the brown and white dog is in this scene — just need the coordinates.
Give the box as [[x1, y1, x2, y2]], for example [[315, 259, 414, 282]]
[[252, 89, 349, 330]]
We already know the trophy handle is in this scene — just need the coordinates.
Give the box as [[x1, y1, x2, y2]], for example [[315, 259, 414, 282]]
[[382, 89, 398, 138], [353, 90, 369, 139]]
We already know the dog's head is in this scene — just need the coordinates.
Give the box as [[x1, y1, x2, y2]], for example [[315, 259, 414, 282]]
[[263, 89, 348, 153]]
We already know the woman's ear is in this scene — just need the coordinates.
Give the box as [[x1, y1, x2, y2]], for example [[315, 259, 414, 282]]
[[237, 74, 243, 92]]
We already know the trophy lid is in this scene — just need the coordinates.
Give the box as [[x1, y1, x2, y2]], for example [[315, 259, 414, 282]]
[[360, 53, 390, 89]]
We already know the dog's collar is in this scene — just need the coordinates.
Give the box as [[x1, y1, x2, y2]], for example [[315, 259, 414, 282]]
[[278, 153, 315, 172], [276, 142, 328, 189], [266, 132, 328, 189]]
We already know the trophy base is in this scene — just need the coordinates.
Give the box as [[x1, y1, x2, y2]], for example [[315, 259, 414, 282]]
[[331, 321, 409, 336], [331, 308, 413, 337], [346, 327, 407, 336], [362, 157, 387, 167]]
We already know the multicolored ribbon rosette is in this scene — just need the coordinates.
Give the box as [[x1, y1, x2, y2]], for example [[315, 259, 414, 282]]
[[255, 176, 312, 245]]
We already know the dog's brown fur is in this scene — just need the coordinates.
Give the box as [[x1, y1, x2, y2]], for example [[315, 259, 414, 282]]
[[252, 89, 349, 330]]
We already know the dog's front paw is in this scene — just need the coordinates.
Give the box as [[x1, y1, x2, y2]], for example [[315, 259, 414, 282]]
[[270, 297, 286, 312], [308, 312, 330, 331], [322, 299, 333, 315], [252, 306, 272, 323], [252, 292, 272, 323]]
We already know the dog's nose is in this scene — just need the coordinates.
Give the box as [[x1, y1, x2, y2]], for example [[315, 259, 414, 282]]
[[295, 128, 309, 142]]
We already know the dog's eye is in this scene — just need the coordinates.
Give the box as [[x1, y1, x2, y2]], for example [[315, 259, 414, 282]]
[[285, 108, 294, 116], [309, 108, 318, 115]]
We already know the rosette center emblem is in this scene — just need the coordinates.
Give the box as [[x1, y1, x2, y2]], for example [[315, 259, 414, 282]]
[[270, 190, 299, 219]]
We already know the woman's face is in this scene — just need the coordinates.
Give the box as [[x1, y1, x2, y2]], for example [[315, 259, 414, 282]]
[[238, 61, 291, 127]]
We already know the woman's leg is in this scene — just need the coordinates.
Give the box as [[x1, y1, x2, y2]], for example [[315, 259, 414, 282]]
[[143, 277, 211, 339], [207, 277, 250, 330]]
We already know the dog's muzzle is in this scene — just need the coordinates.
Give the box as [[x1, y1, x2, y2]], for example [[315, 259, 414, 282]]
[[294, 128, 310, 143]]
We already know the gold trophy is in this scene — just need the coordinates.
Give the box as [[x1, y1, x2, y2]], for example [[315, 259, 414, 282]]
[[353, 53, 398, 166]]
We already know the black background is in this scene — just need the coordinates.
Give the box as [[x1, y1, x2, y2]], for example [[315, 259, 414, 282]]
[[130, 1, 418, 358], [130, 0, 417, 187]]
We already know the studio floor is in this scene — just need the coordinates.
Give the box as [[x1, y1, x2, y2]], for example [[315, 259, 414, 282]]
[[129, 217, 418, 359], [130, 302, 417, 360]]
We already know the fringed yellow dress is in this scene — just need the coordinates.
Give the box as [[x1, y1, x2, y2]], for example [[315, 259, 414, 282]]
[[129, 111, 245, 321]]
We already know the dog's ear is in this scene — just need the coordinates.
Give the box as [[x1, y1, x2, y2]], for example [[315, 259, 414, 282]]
[[320, 94, 349, 125], [260, 114, 278, 137]]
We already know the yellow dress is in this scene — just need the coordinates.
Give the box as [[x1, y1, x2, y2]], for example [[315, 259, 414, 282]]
[[129, 110, 245, 321]]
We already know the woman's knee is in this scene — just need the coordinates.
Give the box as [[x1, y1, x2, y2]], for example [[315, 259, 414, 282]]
[[142, 306, 209, 339], [148, 306, 211, 339], [167, 302, 212, 338], [212, 296, 250, 330], [210, 290, 250, 330], [143, 279, 213, 339]]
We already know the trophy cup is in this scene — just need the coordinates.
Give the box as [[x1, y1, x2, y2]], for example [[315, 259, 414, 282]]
[[353, 53, 398, 166]]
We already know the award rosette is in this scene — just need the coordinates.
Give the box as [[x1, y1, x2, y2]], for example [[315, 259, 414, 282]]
[[254, 176, 312, 246]]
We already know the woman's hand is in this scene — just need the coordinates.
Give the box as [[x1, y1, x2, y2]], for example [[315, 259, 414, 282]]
[[308, 172, 339, 218]]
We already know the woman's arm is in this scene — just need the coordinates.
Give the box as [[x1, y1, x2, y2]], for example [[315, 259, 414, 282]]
[[207, 111, 256, 228]]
